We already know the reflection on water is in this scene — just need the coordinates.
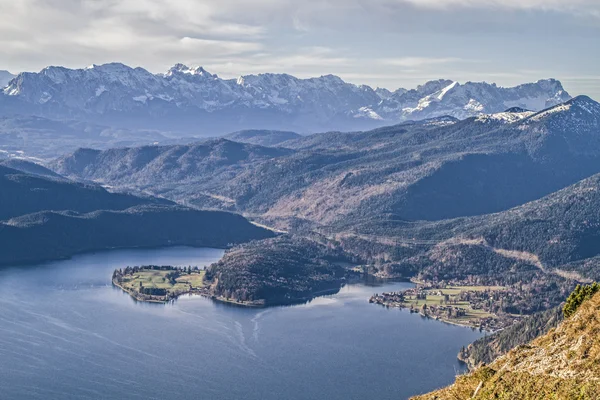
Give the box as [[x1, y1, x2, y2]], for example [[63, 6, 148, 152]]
[[0, 247, 482, 400]]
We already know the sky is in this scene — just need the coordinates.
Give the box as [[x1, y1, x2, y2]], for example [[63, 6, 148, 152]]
[[0, 0, 598, 99]]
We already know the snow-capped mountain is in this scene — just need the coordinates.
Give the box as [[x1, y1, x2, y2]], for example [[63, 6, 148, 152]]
[[366, 78, 571, 122], [0, 63, 571, 134], [0, 70, 15, 88]]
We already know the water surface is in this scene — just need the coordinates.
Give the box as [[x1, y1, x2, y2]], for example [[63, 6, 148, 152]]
[[0, 247, 482, 400]]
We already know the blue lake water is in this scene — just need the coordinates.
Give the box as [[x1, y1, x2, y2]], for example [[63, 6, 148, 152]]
[[0, 247, 483, 399]]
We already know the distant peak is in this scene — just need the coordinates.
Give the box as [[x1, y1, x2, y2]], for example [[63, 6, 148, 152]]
[[568, 95, 600, 112], [167, 64, 214, 78], [415, 79, 455, 95], [85, 62, 133, 72], [525, 95, 599, 123], [534, 78, 565, 91], [568, 94, 596, 104], [318, 74, 344, 83]]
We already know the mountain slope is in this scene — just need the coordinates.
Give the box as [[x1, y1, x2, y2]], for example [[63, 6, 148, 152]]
[[374, 78, 570, 122], [0, 165, 164, 220], [0, 63, 569, 134], [412, 290, 600, 399], [51, 139, 295, 209], [51, 96, 600, 226], [0, 159, 62, 178], [342, 166, 600, 314]]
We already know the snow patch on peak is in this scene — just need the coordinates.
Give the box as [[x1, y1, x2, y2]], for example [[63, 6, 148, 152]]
[[354, 107, 383, 120], [476, 110, 535, 124], [167, 64, 214, 78], [436, 81, 458, 100], [529, 103, 573, 121], [464, 99, 484, 113], [95, 85, 107, 97]]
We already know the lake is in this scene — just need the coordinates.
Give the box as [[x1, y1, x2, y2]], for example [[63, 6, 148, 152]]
[[0, 247, 483, 400]]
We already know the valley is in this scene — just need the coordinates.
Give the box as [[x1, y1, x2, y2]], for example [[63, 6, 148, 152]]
[[43, 95, 600, 323]]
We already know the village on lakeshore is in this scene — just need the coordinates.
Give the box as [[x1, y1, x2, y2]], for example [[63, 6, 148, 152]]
[[369, 283, 522, 331]]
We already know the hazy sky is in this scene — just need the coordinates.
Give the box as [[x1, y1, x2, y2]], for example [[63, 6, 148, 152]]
[[1, 0, 598, 99]]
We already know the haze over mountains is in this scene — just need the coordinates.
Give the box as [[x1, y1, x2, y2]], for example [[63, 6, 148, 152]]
[[0, 63, 570, 137]]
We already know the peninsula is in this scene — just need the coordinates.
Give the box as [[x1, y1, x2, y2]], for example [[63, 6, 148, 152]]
[[112, 265, 208, 303]]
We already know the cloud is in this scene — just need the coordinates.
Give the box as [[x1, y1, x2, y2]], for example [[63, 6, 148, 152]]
[[0, 0, 597, 100], [393, 0, 600, 14], [380, 57, 467, 67]]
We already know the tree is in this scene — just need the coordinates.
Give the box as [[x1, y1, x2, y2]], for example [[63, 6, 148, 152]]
[[563, 283, 600, 318]]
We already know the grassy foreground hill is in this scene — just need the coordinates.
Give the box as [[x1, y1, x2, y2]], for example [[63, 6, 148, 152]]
[[412, 290, 600, 400]]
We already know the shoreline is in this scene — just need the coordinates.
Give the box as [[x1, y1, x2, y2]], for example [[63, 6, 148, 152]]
[[112, 276, 347, 308], [378, 301, 489, 331], [369, 284, 516, 332], [1, 244, 228, 270], [112, 277, 265, 306]]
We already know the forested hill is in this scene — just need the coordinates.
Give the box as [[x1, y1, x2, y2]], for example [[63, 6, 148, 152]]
[[0, 205, 272, 266], [0, 166, 272, 266], [204, 236, 353, 306], [0, 165, 165, 220], [51, 139, 295, 210], [357, 171, 600, 281]]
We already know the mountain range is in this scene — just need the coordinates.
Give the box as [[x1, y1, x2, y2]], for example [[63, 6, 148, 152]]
[[0, 63, 570, 135], [52, 95, 600, 227]]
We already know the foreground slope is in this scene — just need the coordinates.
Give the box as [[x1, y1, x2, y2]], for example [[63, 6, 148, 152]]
[[412, 291, 600, 400]]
